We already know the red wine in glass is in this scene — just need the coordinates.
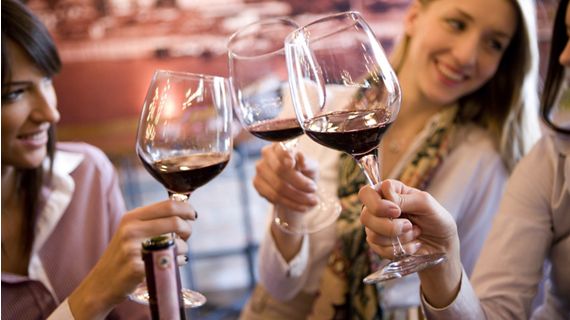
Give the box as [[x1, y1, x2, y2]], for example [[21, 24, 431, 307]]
[[285, 11, 446, 283], [304, 109, 392, 159], [139, 153, 230, 195], [133, 69, 233, 308], [228, 17, 342, 235], [248, 118, 304, 142]]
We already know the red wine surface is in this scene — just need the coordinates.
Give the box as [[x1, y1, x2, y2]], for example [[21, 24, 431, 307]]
[[141, 152, 229, 194], [304, 109, 391, 157], [248, 118, 303, 142]]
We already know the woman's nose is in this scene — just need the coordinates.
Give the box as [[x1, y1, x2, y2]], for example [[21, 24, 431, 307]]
[[31, 82, 60, 124], [452, 34, 479, 68]]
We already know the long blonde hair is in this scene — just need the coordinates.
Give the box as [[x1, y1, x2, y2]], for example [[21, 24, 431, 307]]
[[390, 0, 540, 171]]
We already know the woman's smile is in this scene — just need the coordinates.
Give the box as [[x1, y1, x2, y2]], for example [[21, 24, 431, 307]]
[[17, 129, 49, 149], [434, 59, 467, 86]]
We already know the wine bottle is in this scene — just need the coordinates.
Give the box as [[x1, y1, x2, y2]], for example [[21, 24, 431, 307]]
[[142, 236, 186, 320]]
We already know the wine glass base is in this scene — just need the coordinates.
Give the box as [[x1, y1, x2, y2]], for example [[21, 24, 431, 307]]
[[274, 196, 342, 235], [363, 252, 447, 284], [129, 284, 207, 309]]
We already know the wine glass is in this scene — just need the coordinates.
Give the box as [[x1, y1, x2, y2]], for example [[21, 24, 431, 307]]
[[284, 11, 446, 283], [227, 17, 342, 235], [132, 70, 233, 307]]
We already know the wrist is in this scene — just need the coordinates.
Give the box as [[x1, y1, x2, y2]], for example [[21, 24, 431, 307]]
[[68, 277, 115, 320], [418, 239, 462, 308], [270, 220, 303, 262]]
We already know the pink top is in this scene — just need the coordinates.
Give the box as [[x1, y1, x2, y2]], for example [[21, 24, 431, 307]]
[[1, 142, 149, 319]]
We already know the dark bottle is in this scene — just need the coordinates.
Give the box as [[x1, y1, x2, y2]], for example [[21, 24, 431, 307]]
[[142, 236, 186, 320]]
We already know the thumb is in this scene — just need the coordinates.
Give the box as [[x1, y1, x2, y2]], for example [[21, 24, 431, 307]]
[[295, 152, 318, 180], [380, 179, 418, 212], [381, 179, 441, 216], [273, 142, 296, 169]]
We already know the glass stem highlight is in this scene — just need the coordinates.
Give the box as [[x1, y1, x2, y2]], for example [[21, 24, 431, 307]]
[[356, 151, 407, 258]]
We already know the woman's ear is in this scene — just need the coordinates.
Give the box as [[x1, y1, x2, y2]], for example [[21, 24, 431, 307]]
[[404, 0, 423, 36]]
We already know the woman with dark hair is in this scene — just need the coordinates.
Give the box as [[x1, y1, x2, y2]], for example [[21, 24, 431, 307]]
[[1, 1, 196, 319], [359, 1, 570, 318]]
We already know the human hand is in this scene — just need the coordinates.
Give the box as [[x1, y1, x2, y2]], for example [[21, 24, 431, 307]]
[[359, 179, 459, 260], [253, 142, 319, 212], [359, 179, 463, 308], [68, 200, 197, 319]]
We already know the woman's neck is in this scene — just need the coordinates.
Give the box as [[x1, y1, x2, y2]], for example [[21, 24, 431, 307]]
[[397, 91, 447, 130], [380, 74, 456, 170]]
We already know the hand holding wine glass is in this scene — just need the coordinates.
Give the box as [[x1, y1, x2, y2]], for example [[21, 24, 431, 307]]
[[284, 11, 446, 283], [133, 70, 233, 308], [358, 179, 463, 306], [358, 180, 460, 261], [227, 18, 341, 235]]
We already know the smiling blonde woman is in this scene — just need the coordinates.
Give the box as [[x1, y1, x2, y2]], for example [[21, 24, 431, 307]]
[[240, 0, 541, 319]]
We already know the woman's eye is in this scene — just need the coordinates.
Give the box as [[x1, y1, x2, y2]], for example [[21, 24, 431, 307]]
[[446, 18, 466, 31], [488, 39, 505, 52], [1, 88, 25, 103]]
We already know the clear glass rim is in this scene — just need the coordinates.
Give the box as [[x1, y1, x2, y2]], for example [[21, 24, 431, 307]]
[[227, 17, 299, 60], [285, 11, 366, 46], [153, 69, 228, 83]]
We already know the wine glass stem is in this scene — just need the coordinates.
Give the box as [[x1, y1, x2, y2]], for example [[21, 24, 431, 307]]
[[274, 137, 300, 230], [170, 193, 189, 202], [168, 192, 190, 239], [279, 137, 299, 153], [356, 152, 407, 258]]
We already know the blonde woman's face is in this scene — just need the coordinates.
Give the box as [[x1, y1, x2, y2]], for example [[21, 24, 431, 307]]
[[401, 0, 518, 106], [1, 40, 60, 170]]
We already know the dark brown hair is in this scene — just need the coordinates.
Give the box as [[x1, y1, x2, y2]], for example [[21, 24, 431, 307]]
[[1, 0, 61, 257], [541, 0, 570, 135]]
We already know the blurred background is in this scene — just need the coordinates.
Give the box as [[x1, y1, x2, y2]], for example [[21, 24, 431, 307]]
[[24, 0, 558, 318]]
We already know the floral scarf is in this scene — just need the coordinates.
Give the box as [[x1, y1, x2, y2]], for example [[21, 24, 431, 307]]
[[308, 106, 459, 320]]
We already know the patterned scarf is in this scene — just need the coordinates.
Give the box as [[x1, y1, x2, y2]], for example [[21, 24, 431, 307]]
[[308, 106, 459, 320]]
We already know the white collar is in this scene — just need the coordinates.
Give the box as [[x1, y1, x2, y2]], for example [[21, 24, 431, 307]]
[[30, 149, 83, 301], [33, 149, 84, 254]]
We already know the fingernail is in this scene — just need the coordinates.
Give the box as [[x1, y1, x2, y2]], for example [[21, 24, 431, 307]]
[[308, 182, 317, 192], [308, 195, 319, 205], [402, 221, 412, 232], [195, 211, 198, 220], [177, 255, 189, 265]]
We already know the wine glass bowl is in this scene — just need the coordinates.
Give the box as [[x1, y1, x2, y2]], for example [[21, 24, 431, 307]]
[[285, 11, 446, 283], [228, 18, 303, 150], [137, 71, 232, 194], [228, 18, 342, 234], [134, 70, 233, 307]]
